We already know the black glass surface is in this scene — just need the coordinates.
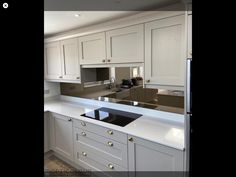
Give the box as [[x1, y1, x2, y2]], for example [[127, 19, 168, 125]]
[[80, 107, 142, 127]]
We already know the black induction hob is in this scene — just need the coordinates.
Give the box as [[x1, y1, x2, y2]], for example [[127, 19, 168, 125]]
[[80, 107, 142, 127]]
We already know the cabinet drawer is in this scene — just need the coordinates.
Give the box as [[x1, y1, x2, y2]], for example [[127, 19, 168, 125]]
[[74, 128, 127, 168], [75, 141, 127, 172], [73, 119, 127, 144]]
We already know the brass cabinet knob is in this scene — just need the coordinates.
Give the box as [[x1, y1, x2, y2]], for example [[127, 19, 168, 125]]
[[59, 76, 63, 78], [102, 59, 106, 62], [107, 141, 113, 146], [81, 132, 86, 136], [108, 164, 114, 169], [76, 77, 80, 79], [82, 152, 87, 156], [107, 130, 113, 135], [107, 59, 111, 62], [68, 118, 72, 121], [146, 79, 150, 83], [81, 121, 86, 126], [128, 137, 133, 142]]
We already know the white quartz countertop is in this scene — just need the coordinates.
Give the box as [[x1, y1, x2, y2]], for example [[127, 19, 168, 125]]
[[44, 98, 185, 150]]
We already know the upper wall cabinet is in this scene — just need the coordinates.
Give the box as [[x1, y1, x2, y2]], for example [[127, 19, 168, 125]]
[[44, 38, 81, 82], [78, 32, 106, 65], [44, 42, 62, 80], [60, 38, 80, 81], [106, 24, 144, 64], [145, 15, 186, 88]]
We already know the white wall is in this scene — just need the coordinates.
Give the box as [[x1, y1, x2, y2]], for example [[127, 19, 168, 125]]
[[44, 81, 60, 98]]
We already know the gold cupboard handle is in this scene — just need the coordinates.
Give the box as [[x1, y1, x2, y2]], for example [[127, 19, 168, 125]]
[[128, 137, 133, 142], [107, 141, 113, 146], [81, 132, 86, 136], [81, 121, 86, 126], [108, 164, 114, 169], [82, 152, 87, 156], [146, 79, 150, 83], [107, 130, 113, 135]]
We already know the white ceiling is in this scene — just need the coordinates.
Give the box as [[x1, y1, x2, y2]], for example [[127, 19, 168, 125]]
[[44, 11, 138, 37]]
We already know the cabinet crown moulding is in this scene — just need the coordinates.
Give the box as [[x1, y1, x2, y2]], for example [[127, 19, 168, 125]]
[[44, 7, 184, 43]]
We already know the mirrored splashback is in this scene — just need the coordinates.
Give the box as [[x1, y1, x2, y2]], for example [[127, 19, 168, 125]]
[[60, 66, 184, 114]]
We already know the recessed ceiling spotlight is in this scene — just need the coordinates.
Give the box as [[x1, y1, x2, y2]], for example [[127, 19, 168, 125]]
[[74, 13, 81, 17]]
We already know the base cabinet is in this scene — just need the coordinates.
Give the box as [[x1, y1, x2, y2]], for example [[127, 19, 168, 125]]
[[73, 119, 128, 175], [45, 113, 185, 175], [128, 135, 184, 173], [49, 113, 74, 161], [44, 112, 49, 153]]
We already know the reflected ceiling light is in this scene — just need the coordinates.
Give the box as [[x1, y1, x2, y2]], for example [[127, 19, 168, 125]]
[[74, 13, 81, 18]]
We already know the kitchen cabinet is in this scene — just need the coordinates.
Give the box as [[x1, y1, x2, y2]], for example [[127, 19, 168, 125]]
[[106, 24, 144, 64], [187, 13, 192, 58], [44, 42, 62, 80], [128, 135, 184, 172], [73, 119, 128, 172], [44, 112, 49, 153], [44, 39, 81, 82], [78, 32, 106, 65], [60, 38, 80, 81], [145, 15, 186, 88], [49, 113, 74, 161]]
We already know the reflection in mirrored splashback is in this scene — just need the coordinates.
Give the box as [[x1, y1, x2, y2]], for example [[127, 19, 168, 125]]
[[60, 66, 184, 114]]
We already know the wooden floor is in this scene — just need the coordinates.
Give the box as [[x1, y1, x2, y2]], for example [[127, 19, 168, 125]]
[[44, 155, 76, 172]]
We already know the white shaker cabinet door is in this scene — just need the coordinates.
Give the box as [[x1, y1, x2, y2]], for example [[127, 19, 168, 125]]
[[106, 24, 144, 64], [44, 42, 63, 80], [145, 15, 186, 87], [50, 113, 74, 161], [60, 38, 81, 81], [128, 135, 184, 173], [78, 32, 106, 65]]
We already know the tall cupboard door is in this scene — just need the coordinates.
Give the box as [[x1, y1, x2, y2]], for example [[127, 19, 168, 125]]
[[78, 32, 106, 65], [44, 42, 62, 80], [145, 15, 186, 87], [128, 135, 184, 173], [187, 13, 192, 58], [50, 113, 74, 161], [60, 38, 81, 81], [106, 24, 144, 64]]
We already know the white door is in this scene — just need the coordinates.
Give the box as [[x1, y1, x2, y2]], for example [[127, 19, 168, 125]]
[[106, 24, 144, 64], [44, 42, 62, 80], [145, 15, 186, 87], [51, 113, 73, 161], [78, 32, 106, 65], [128, 135, 184, 173], [60, 38, 81, 81]]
